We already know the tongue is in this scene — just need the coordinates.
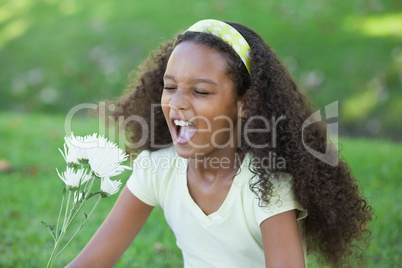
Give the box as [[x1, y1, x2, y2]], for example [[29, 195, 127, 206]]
[[178, 125, 196, 143]]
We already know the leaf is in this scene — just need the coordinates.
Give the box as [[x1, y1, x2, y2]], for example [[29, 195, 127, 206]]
[[41, 221, 56, 239], [86, 191, 101, 199], [41, 220, 55, 232]]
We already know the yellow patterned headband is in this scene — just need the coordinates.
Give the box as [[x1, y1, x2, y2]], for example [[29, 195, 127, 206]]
[[186, 19, 252, 74]]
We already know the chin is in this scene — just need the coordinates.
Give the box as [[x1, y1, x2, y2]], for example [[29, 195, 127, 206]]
[[174, 143, 214, 161], [173, 144, 196, 159]]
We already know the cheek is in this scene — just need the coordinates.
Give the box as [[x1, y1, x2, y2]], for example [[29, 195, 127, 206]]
[[161, 92, 170, 118], [161, 91, 169, 105]]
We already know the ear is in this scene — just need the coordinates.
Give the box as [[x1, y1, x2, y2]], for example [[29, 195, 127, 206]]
[[238, 95, 247, 118]]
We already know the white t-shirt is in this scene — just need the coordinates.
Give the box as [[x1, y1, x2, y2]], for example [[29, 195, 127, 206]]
[[126, 146, 307, 268]]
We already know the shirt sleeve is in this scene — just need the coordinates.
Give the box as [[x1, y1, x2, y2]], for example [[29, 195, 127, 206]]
[[126, 150, 160, 207], [254, 173, 308, 226]]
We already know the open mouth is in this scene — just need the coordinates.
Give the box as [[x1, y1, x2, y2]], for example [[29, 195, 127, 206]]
[[173, 119, 196, 145]]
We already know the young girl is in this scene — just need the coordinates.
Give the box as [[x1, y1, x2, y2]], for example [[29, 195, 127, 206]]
[[69, 19, 372, 267]]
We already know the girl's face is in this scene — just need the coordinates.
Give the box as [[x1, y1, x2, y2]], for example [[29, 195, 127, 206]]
[[161, 41, 242, 159]]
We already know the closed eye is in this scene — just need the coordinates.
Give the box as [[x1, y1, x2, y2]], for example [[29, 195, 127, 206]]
[[163, 86, 176, 90], [194, 90, 210, 95]]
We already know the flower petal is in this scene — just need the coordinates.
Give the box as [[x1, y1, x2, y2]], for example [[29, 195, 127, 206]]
[[100, 177, 122, 196]]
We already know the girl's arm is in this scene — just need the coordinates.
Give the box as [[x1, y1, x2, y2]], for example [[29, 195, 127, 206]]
[[260, 210, 305, 268], [67, 186, 153, 268]]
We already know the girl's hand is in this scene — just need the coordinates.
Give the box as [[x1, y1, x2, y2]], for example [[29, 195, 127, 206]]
[[260, 210, 305, 268], [67, 186, 153, 268]]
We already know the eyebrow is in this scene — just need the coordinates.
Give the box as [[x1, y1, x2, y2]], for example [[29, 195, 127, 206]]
[[163, 74, 218, 85]]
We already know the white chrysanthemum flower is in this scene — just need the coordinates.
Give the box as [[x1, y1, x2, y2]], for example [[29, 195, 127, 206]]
[[60, 132, 130, 177], [91, 134, 118, 149], [59, 143, 80, 165], [100, 177, 122, 197], [63, 132, 100, 164], [87, 145, 131, 178], [56, 167, 92, 191]]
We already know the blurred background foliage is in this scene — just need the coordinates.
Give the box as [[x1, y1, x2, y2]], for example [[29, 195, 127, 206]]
[[0, 0, 401, 139]]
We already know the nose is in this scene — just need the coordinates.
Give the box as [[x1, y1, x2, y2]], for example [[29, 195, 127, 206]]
[[169, 90, 189, 111]]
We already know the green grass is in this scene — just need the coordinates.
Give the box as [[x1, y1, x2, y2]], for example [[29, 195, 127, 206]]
[[0, 112, 401, 267], [0, 112, 182, 267], [1, 0, 401, 138]]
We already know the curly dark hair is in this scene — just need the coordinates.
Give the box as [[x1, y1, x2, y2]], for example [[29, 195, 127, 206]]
[[113, 21, 373, 267]]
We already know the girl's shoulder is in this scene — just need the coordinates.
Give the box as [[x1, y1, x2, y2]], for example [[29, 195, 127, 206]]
[[127, 146, 184, 207], [247, 171, 307, 225], [241, 154, 294, 192]]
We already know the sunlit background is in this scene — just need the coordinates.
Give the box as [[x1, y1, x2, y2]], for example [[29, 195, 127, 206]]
[[0, 0, 401, 267]]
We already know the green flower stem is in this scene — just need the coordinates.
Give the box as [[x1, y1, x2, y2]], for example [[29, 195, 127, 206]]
[[56, 195, 102, 258], [49, 176, 99, 266], [48, 191, 71, 268], [66, 176, 96, 228], [55, 188, 66, 240], [61, 191, 72, 232], [46, 173, 110, 267], [47, 234, 62, 268], [83, 173, 97, 195]]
